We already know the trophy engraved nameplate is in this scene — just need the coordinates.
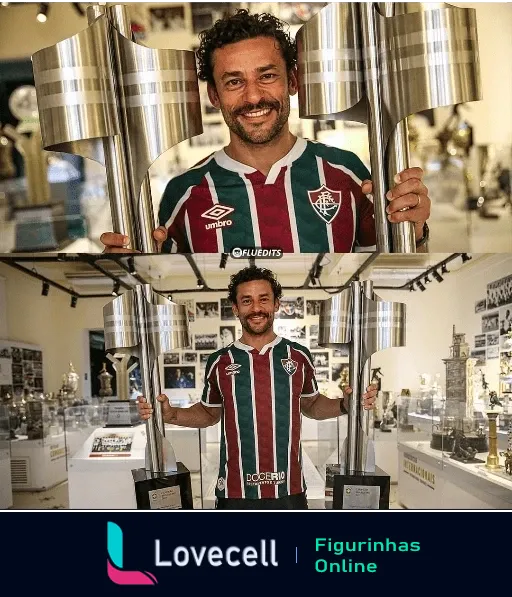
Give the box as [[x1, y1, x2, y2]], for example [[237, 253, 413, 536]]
[[342, 485, 380, 510], [297, 2, 482, 252], [103, 284, 193, 509], [320, 280, 406, 509], [31, 3, 203, 253]]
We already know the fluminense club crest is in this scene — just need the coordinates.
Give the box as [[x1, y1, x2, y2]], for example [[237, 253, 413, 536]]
[[281, 358, 298, 375], [308, 185, 342, 224]]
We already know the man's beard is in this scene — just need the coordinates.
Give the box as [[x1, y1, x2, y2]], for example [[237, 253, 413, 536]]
[[240, 312, 274, 336], [221, 97, 290, 145]]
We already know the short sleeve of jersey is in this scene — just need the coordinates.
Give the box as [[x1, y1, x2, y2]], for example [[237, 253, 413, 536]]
[[301, 347, 319, 398], [200, 354, 223, 408]]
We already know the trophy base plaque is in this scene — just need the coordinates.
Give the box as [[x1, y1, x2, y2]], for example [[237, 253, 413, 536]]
[[325, 464, 390, 510], [132, 463, 193, 510]]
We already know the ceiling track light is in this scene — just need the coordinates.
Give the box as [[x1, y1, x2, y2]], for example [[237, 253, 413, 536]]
[[36, 2, 49, 23], [441, 264, 449, 274], [424, 275, 431, 284], [433, 270, 443, 283], [417, 282, 426, 292], [41, 281, 50, 296], [70, 295, 78, 308], [196, 278, 204, 289], [461, 253, 472, 263], [219, 253, 228, 269], [111, 281, 121, 296], [409, 284, 416, 292]]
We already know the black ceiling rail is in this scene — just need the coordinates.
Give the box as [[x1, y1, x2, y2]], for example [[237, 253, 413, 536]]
[[82, 257, 133, 292], [0, 258, 113, 299], [301, 252, 326, 288], [184, 254, 210, 290]]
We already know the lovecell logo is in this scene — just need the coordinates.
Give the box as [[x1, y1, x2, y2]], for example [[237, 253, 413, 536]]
[[107, 522, 158, 586]]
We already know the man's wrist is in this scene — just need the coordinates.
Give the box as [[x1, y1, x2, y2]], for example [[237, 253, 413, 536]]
[[164, 406, 178, 424]]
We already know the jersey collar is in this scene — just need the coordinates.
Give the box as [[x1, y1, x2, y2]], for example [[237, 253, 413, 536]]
[[214, 137, 308, 185], [234, 335, 283, 355]]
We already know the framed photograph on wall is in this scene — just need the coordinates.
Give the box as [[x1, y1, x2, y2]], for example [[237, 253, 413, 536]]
[[475, 299, 487, 313], [196, 301, 219, 318], [474, 334, 486, 349], [194, 334, 218, 351], [164, 365, 195, 389], [487, 273, 512, 310], [276, 297, 304, 319], [482, 312, 499, 333], [487, 345, 499, 360], [163, 353, 180, 365], [220, 298, 236, 320], [306, 300, 322, 316], [182, 352, 197, 364], [312, 351, 329, 368], [148, 5, 186, 32], [470, 349, 486, 367], [499, 306, 512, 336], [219, 326, 236, 347]]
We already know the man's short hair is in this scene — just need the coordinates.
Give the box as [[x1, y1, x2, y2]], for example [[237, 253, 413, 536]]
[[228, 266, 283, 304], [196, 8, 297, 86]]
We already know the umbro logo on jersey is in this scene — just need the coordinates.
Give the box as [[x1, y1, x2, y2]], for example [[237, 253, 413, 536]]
[[281, 358, 298, 375], [225, 363, 242, 376], [202, 204, 235, 230], [308, 185, 342, 224]]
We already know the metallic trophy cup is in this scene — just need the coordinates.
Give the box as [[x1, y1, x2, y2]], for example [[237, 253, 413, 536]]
[[319, 280, 406, 509], [31, 3, 202, 253], [297, 2, 482, 253], [103, 285, 193, 509]]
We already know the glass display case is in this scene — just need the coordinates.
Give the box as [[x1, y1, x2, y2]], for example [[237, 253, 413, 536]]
[[64, 400, 202, 509], [8, 396, 67, 491], [0, 404, 13, 509], [397, 326, 512, 509]]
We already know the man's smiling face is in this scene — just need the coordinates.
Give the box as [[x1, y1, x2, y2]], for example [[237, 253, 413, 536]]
[[207, 36, 298, 145]]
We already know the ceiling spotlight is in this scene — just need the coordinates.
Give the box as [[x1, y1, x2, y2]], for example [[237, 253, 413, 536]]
[[36, 3, 49, 23], [441, 264, 449, 275], [424, 275, 431, 284], [127, 256, 136, 275], [111, 281, 121, 296], [461, 253, 472, 263], [433, 270, 443, 283], [219, 253, 228, 269], [409, 284, 416, 292], [196, 278, 204, 289], [417, 281, 426, 292], [70, 295, 78, 308], [41, 281, 50, 296]]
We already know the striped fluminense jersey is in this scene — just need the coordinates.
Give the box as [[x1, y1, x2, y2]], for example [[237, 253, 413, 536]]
[[201, 336, 319, 499], [158, 138, 375, 253]]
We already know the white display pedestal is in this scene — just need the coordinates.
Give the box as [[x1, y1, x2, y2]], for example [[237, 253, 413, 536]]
[[68, 426, 145, 509], [10, 434, 67, 491], [0, 441, 12, 508], [398, 440, 512, 509], [67, 424, 200, 509]]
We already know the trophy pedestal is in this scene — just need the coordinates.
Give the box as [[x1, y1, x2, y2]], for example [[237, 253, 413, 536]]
[[325, 464, 390, 510], [132, 462, 193, 510]]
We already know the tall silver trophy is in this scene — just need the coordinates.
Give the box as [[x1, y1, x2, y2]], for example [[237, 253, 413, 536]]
[[31, 3, 202, 252], [103, 285, 193, 509], [319, 280, 406, 509], [297, 3, 482, 253]]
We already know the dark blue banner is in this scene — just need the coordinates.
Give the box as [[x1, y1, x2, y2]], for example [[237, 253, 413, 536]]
[[2, 511, 508, 592]]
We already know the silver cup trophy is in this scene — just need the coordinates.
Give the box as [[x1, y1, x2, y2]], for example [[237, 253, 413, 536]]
[[103, 285, 193, 509], [319, 280, 406, 509], [31, 3, 202, 253], [297, 2, 482, 253]]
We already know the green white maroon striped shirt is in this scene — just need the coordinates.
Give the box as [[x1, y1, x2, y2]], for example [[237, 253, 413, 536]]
[[158, 138, 376, 253], [201, 336, 319, 500]]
